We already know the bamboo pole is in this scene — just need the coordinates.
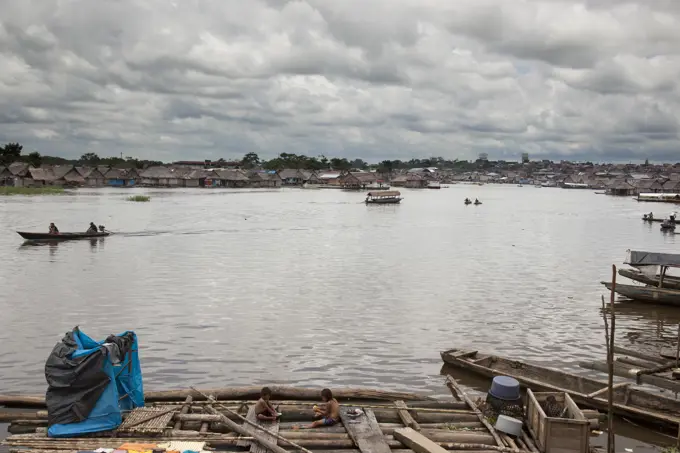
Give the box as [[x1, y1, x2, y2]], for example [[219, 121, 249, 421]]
[[607, 264, 616, 453], [444, 376, 504, 447]]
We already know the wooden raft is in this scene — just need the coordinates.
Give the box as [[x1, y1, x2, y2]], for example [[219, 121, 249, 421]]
[[340, 407, 392, 453], [117, 407, 179, 434]]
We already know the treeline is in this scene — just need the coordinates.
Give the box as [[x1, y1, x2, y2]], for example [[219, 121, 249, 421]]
[[0, 143, 162, 169], [1, 142, 502, 171]]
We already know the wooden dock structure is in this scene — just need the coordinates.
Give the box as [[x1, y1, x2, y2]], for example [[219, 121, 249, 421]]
[[0, 383, 579, 453]]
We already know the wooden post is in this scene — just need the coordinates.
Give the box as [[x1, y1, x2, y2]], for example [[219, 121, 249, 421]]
[[607, 265, 616, 453], [659, 266, 667, 288], [676, 324, 680, 370]]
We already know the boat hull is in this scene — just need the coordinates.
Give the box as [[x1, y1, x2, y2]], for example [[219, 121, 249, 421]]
[[602, 281, 680, 306], [440, 348, 680, 430], [618, 268, 680, 290], [17, 231, 111, 241], [365, 199, 402, 204]]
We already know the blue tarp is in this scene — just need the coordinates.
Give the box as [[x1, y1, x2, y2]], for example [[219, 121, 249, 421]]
[[46, 328, 144, 437]]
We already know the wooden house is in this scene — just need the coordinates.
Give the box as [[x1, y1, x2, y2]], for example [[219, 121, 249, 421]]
[[214, 169, 250, 188], [76, 167, 106, 187]]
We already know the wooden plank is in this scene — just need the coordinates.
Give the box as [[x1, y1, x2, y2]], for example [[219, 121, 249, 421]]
[[613, 346, 665, 364], [394, 401, 420, 431], [237, 405, 257, 447], [340, 408, 392, 453], [250, 417, 280, 453], [393, 427, 447, 453]]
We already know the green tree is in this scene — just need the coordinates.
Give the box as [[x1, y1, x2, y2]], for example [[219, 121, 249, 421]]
[[80, 152, 100, 164], [26, 151, 42, 167], [351, 158, 367, 170], [1, 142, 23, 165], [330, 157, 351, 171], [241, 152, 261, 169]]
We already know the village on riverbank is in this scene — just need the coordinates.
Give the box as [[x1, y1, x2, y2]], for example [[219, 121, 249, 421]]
[[2, 158, 680, 195]]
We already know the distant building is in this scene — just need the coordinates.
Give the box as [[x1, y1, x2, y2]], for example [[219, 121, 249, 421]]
[[521, 153, 529, 163], [478, 153, 488, 161]]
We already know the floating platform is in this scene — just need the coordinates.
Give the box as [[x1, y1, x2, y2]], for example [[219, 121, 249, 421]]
[[0, 384, 584, 453]]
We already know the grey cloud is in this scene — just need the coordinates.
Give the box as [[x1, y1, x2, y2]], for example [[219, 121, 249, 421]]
[[1, 0, 680, 162]]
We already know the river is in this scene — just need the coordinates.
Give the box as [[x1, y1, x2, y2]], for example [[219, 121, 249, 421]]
[[0, 185, 677, 450]]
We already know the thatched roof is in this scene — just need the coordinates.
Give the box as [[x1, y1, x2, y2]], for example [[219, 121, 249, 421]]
[[8, 162, 29, 176], [278, 169, 302, 179], [76, 166, 106, 179], [0, 166, 10, 177], [214, 169, 250, 181], [140, 166, 180, 179]]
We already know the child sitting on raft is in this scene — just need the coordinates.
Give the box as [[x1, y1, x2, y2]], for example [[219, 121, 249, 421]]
[[253, 387, 281, 421], [297, 388, 339, 429]]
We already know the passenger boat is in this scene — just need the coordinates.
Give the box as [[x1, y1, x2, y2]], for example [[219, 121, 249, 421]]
[[17, 231, 111, 241], [427, 181, 441, 189], [365, 190, 402, 204], [440, 348, 680, 430], [637, 193, 680, 203], [618, 268, 680, 290], [601, 282, 680, 306]]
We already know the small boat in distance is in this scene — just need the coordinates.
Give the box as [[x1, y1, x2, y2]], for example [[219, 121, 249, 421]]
[[365, 190, 402, 204], [17, 231, 111, 241], [661, 219, 676, 231], [18, 224, 111, 242], [427, 181, 441, 189]]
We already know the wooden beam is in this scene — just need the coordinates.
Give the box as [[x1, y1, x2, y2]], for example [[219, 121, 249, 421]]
[[395, 401, 420, 431], [393, 427, 447, 453]]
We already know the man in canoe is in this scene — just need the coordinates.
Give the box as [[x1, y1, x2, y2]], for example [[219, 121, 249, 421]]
[[87, 222, 98, 233], [296, 388, 340, 429], [49, 223, 59, 234]]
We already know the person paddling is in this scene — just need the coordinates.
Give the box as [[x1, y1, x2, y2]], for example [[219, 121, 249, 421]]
[[87, 222, 97, 233], [49, 223, 59, 234]]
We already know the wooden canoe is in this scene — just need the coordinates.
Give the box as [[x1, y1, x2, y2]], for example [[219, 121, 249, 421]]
[[440, 348, 680, 430], [17, 231, 110, 241], [602, 281, 680, 306], [618, 268, 680, 290]]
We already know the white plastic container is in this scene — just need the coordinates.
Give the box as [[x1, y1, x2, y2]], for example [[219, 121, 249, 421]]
[[495, 414, 522, 437]]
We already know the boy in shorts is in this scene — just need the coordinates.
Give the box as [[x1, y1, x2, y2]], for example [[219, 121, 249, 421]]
[[299, 388, 339, 428]]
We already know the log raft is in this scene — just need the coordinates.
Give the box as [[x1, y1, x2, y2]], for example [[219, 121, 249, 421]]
[[2, 384, 602, 453]]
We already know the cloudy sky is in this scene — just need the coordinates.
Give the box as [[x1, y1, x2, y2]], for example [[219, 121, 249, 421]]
[[1, 0, 679, 163]]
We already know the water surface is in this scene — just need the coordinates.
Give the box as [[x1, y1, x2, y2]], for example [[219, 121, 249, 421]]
[[0, 185, 677, 450]]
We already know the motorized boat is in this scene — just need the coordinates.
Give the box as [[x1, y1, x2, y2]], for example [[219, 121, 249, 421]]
[[365, 190, 402, 204], [604, 250, 680, 305], [440, 348, 680, 432], [18, 225, 111, 242]]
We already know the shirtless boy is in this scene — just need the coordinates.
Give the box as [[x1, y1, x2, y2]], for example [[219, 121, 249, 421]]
[[253, 387, 280, 421]]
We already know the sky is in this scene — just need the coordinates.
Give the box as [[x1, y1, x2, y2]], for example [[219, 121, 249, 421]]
[[1, 0, 679, 163]]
